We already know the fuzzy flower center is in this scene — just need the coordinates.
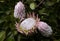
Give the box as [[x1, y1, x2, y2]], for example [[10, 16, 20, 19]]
[[20, 18, 36, 30]]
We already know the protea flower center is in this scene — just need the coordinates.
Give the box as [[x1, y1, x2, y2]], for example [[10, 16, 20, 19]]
[[20, 18, 36, 35]]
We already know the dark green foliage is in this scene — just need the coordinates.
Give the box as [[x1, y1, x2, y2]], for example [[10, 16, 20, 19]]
[[0, 0, 60, 41]]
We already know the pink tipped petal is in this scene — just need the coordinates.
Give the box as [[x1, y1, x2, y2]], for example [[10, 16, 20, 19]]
[[15, 22, 24, 34], [27, 13, 30, 18], [36, 14, 40, 22], [29, 12, 32, 17], [32, 12, 35, 19], [37, 14, 38, 19]]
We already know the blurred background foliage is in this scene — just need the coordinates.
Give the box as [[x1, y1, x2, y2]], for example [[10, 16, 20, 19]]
[[0, 0, 60, 41]]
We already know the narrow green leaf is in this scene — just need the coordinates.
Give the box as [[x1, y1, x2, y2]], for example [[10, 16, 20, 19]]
[[46, 1, 55, 6], [0, 0, 4, 3], [0, 31, 5, 41], [39, 8, 46, 14], [6, 34, 15, 41], [0, 20, 4, 23]]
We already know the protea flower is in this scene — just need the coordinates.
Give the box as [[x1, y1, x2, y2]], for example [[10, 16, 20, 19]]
[[15, 12, 53, 36], [14, 1, 53, 37], [14, 1, 25, 21], [15, 12, 40, 35], [37, 21, 53, 37]]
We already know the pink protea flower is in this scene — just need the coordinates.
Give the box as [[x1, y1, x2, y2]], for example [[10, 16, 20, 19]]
[[14, 2, 53, 36], [15, 12, 40, 35], [37, 21, 53, 37], [14, 1, 25, 21], [15, 12, 53, 36]]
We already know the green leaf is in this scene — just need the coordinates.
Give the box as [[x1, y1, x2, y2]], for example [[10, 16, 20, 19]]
[[0, 20, 5, 23], [0, 31, 5, 41], [38, 8, 48, 16], [6, 34, 15, 41], [13, 31, 17, 36], [57, 0, 60, 3], [30, 3, 36, 10], [46, 1, 55, 6], [54, 39, 60, 41], [0, 0, 4, 2], [39, 8, 46, 14]]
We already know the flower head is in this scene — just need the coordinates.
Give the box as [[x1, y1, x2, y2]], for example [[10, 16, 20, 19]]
[[15, 12, 40, 35], [15, 11, 53, 36], [37, 21, 53, 37], [14, 1, 25, 21]]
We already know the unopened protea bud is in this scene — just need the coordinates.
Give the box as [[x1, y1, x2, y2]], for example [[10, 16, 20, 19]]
[[37, 21, 53, 37], [14, 1, 25, 21], [15, 12, 40, 35]]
